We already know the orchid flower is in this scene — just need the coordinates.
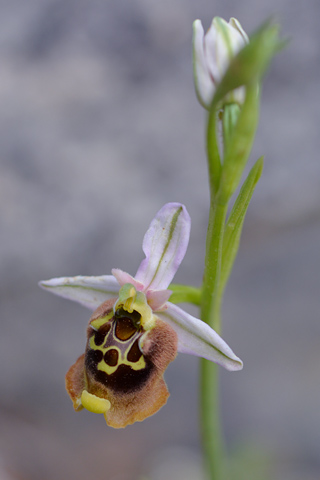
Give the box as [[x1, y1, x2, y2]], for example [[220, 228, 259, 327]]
[[40, 203, 242, 428]]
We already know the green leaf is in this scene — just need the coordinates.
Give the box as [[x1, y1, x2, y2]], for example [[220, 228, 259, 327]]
[[219, 157, 264, 298], [168, 283, 202, 306], [218, 82, 260, 203], [213, 19, 283, 105]]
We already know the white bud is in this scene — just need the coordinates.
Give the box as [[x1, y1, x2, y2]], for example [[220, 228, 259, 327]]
[[193, 17, 249, 109]]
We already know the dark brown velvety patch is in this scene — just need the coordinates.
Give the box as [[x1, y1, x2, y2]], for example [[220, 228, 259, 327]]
[[85, 349, 104, 371], [127, 338, 142, 363], [94, 322, 111, 346], [93, 362, 153, 394], [115, 317, 137, 341], [104, 349, 119, 366]]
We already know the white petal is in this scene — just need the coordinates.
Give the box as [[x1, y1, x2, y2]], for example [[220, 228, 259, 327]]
[[192, 19, 215, 108], [39, 275, 120, 310], [134, 203, 191, 291], [146, 289, 172, 311], [206, 17, 229, 83], [229, 17, 249, 44], [158, 302, 243, 371]]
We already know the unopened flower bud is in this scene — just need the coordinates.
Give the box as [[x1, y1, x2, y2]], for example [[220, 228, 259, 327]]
[[193, 17, 249, 109]]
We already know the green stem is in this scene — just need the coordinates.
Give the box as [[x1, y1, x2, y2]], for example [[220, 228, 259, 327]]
[[200, 359, 223, 479], [200, 201, 228, 480], [206, 104, 222, 197], [222, 104, 241, 147]]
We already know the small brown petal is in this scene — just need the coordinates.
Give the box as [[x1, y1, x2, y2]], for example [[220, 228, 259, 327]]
[[65, 354, 85, 412]]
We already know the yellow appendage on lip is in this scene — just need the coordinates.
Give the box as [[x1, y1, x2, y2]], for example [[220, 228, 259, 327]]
[[81, 390, 111, 414]]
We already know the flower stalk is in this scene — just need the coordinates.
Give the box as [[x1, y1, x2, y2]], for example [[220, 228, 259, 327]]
[[193, 17, 283, 480], [200, 201, 228, 479]]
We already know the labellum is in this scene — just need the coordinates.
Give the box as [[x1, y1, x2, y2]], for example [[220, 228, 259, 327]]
[[66, 297, 178, 428]]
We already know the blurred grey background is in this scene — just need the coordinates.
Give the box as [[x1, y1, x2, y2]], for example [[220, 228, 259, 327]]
[[0, 0, 319, 479]]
